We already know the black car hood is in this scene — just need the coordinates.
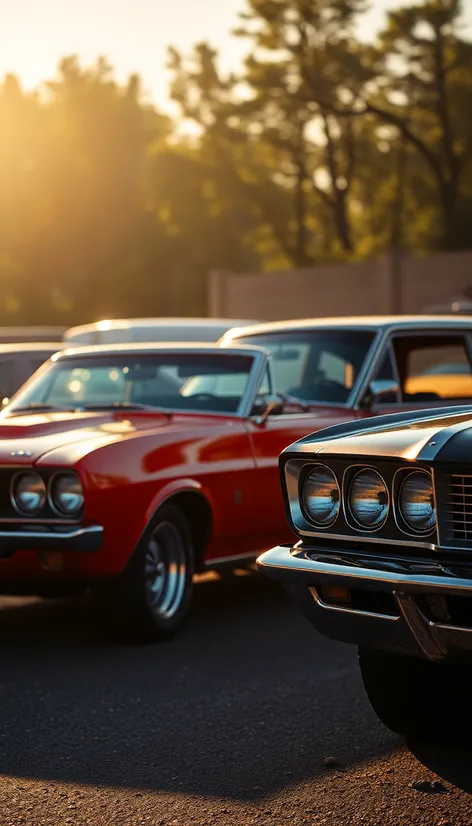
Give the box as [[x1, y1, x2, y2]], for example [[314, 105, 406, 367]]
[[283, 405, 472, 463]]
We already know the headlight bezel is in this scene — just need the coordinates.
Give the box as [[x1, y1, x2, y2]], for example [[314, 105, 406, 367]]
[[395, 468, 436, 537], [48, 472, 84, 517], [346, 466, 390, 532], [286, 455, 438, 547], [10, 471, 47, 516], [300, 463, 341, 528]]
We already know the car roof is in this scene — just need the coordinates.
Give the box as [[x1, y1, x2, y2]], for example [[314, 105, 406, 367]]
[[54, 342, 269, 360], [0, 342, 65, 353], [224, 315, 472, 338], [64, 318, 257, 335]]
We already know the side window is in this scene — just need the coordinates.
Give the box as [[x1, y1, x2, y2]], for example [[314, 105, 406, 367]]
[[394, 335, 472, 401], [0, 359, 15, 399]]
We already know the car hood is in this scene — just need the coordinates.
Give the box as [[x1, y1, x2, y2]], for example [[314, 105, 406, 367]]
[[284, 405, 472, 463], [0, 409, 203, 465]]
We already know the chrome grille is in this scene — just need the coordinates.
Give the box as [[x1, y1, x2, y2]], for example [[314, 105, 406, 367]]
[[444, 474, 472, 543]]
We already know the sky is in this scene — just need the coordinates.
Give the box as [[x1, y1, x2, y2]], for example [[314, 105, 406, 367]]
[[1, 0, 472, 109]]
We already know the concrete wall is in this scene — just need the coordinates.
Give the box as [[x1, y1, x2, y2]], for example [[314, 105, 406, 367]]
[[208, 249, 472, 320]]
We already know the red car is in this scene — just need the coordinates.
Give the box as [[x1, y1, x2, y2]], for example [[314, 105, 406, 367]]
[[0, 342, 326, 640]]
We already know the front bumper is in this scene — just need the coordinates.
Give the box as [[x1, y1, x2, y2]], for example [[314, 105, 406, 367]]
[[0, 525, 103, 556], [257, 544, 472, 662]]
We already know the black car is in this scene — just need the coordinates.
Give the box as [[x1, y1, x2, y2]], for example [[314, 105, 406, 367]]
[[257, 405, 472, 740]]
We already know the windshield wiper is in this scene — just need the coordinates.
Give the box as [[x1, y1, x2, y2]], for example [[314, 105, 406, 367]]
[[8, 403, 79, 414], [82, 402, 171, 413]]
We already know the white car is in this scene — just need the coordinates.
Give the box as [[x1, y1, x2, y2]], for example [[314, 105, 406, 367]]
[[63, 318, 257, 346]]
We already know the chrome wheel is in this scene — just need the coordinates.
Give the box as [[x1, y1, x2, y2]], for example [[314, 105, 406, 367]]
[[144, 520, 188, 619]]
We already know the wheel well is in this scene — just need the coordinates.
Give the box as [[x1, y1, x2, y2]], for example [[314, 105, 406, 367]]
[[165, 491, 213, 571]]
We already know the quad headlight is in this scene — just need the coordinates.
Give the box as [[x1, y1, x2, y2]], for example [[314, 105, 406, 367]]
[[50, 473, 84, 516], [11, 472, 47, 515], [301, 465, 340, 527], [398, 470, 436, 534], [348, 468, 389, 530]]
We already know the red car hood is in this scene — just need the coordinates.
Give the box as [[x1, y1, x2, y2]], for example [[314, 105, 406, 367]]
[[0, 410, 184, 465]]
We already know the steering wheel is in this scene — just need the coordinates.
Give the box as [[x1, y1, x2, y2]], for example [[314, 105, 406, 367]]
[[188, 393, 218, 403]]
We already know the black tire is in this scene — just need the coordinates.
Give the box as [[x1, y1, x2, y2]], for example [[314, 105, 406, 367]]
[[358, 647, 467, 741], [103, 504, 194, 642]]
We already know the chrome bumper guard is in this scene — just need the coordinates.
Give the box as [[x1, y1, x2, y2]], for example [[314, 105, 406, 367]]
[[0, 525, 103, 556], [257, 544, 472, 662]]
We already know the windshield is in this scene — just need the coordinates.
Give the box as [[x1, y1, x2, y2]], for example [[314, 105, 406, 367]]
[[233, 329, 375, 404], [6, 352, 256, 416]]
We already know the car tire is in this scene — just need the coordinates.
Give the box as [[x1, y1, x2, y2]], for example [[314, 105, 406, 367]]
[[358, 647, 466, 742], [104, 504, 195, 642]]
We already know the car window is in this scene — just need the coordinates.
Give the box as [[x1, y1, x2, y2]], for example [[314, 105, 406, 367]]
[[0, 359, 15, 399], [233, 330, 375, 405], [393, 335, 472, 401], [7, 353, 257, 415]]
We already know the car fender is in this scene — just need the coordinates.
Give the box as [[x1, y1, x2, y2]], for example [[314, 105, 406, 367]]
[[143, 477, 214, 525]]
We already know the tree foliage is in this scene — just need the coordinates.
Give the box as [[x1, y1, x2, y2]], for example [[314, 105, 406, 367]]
[[0, 1, 471, 324]]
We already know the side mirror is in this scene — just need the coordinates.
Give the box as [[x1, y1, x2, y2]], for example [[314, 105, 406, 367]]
[[255, 395, 284, 426], [364, 379, 399, 409]]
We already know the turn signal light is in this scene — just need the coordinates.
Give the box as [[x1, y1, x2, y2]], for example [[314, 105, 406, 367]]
[[40, 551, 64, 571], [318, 585, 351, 605]]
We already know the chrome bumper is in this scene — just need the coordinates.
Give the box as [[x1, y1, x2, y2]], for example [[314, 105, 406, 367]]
[[257, 544, 472, 662], [0, 525, 103, 556]]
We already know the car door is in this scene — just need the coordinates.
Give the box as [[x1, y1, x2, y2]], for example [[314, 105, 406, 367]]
[[364, 330, 472, 416]]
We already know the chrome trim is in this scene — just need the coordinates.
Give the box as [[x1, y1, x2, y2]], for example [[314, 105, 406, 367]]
[[345, 329, 383, 409], [0, 525, 102, 542], [351, 327, 391, 409], [343, 465, 389, 532], [257, 545, 472, 592], [432, 467, 441, 548], [238, 347, 273, 419], [309, 585, 399, 621], [9, 471, 47, 518], [296, 529, 438, 551], [393, 468, 437, 538], [47, 471, 84, 518], [393, 591, 446, 660], [300, 463, 341, 528]]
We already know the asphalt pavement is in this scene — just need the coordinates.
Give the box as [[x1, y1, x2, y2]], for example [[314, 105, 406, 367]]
[[0, 570, 471, 825]]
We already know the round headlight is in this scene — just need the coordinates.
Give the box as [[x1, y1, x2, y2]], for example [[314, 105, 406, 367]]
[[50, 474, 84, 515], [12, 472, 46, 515], [348, 468, 389, 530], [399, 470, 436, 534], [302, 465, 340, 527]]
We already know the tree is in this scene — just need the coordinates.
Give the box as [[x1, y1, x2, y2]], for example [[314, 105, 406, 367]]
[[328, 1, 472, 248], [233, 0, 373, 255]]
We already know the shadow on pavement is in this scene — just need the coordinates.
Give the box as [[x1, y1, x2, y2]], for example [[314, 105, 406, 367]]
[[0, 571, 399, 800], [409, 739, 472, 794]]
